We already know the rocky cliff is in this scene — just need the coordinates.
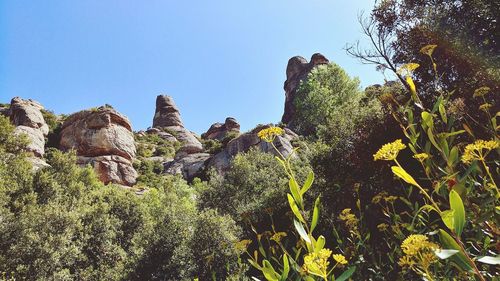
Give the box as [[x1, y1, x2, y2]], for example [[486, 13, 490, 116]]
[[282, 53, 329, 124], [59, 106, 138, 186], [3, 53, 329, 184]]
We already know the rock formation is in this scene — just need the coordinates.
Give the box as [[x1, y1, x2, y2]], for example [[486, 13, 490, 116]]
[[202, 117, 240, 140], [208, 125, 297, 172], [152, 95, 203, 155], [3, 97, 50, 170], [281, 53, 329, 124], [59, 106, 138, 186]]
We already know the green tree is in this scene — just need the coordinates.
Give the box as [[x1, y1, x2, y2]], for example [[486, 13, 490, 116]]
[[292, 63, 382, 143]]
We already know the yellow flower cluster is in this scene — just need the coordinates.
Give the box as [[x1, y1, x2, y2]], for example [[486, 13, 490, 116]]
[[420, 44, 437, 56], [461, 139, 499, 164], [398, 234, 440, 271], [373, 139, 407, 161], [413, 153, 430, 162], [397, 63, 420, 77], [234, 239, 252, 252], [270, 232, 287, 243], [257, 126, 284, 143], [338, 208, 360, 237], [473, 86, 491, 98], [303, 248, 332, 277], [332, 254, 348, 265]]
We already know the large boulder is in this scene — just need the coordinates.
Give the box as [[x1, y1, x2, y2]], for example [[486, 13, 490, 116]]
[[281, 53, 329, 124], [9, 97, 49, 158], [59, 106, 138, 186], [77, 155, 138, 186], [152, 95, 203, 154], [163, 153, 211, 181], [60, 107, 136, 160], [201, 117, 240, 141]]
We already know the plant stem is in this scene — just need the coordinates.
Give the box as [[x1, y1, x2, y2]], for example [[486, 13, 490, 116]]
[[451, 232, 486, 281]]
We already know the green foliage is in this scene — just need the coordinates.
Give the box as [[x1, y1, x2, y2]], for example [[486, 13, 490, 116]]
[[200, 148, 311, 230], [292, 63, 383, 142], [0, 125, 242, 280], [135, 133, 179, 158]]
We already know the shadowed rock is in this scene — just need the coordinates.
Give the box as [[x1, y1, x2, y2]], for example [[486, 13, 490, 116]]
[[282, 53, 329, 124], [9, 97, 49, 159]]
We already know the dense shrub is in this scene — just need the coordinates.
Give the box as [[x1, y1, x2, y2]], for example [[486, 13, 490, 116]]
[[0, 115, 242, 281], [200, 148, 312, 234], [292, 63, 383, 143]]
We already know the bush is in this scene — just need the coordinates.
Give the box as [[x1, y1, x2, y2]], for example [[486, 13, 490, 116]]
[[292, 63, 383, 143]]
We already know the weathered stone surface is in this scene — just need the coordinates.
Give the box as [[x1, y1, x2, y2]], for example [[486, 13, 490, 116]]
[[152, 95, 183, 128], [9, 97, 49, 135], [60, 107, 136, 160], [152, 95, 203, 155], [202, 117, 240, 140], [60, 106, 137, 186], [78, 155, 138, 186], [282, 53, 329, 124], [163, 153, 211, 181], [208, 125, 297, 172], [14, 126, 46, 157], [8, 97, 49, 158]]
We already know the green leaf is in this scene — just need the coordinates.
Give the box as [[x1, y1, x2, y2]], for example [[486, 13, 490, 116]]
[[441, 210, 455, 231], [287, 194, 305, 223], [247, 259, 262, 270], [448, 146, 459, 167], [294, 219, 311, 244], [300, 171, 314, 196], [421, 111, 434, 129], [336, 266, 356, 281], [262, 260, 280, 281], [391, 166, 418, 186], [315, 235, 326, 252], [477, 256, 500, 265], [438, 229, 474, 271], [439, 103, 447, 124], [449, 190, 466, 237], [427, 128, 441, 151], [288, 178, 302, 207], [280, 255, 290, 281], [310, 197, 320, 232]]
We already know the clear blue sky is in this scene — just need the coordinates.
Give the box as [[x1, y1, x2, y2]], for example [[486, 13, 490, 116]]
[[0, 0, 382, 134]]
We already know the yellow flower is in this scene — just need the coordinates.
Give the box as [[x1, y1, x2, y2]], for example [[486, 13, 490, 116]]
[[377, 223, 389, 232], [473, 86, 490, 98], [398, 234, 440, 273], [332, 254, 348, 265], [461, 140, 499, 164], [257, 126, 284, 143], [420, 44, 437, 56], [373, 139, 407, 161], [303, 248, 332, 277], [397, 63, 420, 77], [270, 232, 287, 243], [234, 239, 252, 252], [413, 153, 430, 162], [479, 103, 492, 112], [338, 208, 360, 237]]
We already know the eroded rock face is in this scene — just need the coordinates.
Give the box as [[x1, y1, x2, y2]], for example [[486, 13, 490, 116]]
[[282, 53, 329, 124], [9, 97, 49, 158], [208, 125, 297, 172], [163, 153, 211, 181], [152, 95, 203, 154], [202, 117, 240, 140], [59, 107, 137, 186]]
